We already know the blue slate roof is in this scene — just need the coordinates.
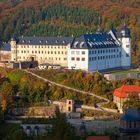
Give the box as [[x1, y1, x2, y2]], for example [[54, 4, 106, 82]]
[[71, 32, 120, 49], [3, 43, 11, 51], [121, 108, 140, 121], [16, 36, 74, 46]]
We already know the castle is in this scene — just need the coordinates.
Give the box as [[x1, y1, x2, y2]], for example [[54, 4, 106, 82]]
[[10, 25, 131, 71]]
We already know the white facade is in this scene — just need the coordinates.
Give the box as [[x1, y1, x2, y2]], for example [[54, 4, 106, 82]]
[[68, 48, 89, 71], [68, 25, 131, 71], [120, 37, 131, 67], [10, 25, 132, 71]]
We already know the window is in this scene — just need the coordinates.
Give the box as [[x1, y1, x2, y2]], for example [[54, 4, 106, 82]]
[[82, 51, 85, 55], [71, 57, 75, 61], [76, 57, 80, 61], [76, 51, 80, 55], [82, 58, 85, 61], [89, 57, 91, 61], [51, 51, 53, 54], [64, 58, 67, 60], [134, 122, 136, 128], [129, 122, 132, 128], [68, 107, 71, 112], [126, 45, 130, 48], [89, 51, 91, 55], [126, 53, 129, 57]]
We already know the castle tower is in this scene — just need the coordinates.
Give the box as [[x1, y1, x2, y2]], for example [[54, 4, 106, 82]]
[[10, 37, 17, 61], [120, 25, 131, 68], [66, 99, 74, 113]]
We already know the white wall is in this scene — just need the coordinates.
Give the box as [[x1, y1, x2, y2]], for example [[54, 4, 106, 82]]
[[121, 37, 131, 67], [68, 48, 89, 71], [88, 48, 121, 71]]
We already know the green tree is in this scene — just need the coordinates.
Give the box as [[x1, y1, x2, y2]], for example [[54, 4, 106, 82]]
[[123, 94, 140, 110], [48, 109, 77, 140]]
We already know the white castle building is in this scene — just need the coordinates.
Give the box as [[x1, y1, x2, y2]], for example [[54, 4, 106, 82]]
[[10, 25, 131, 71]]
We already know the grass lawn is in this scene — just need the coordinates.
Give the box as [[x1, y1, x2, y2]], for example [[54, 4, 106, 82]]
[[111, 70, 140, 75]]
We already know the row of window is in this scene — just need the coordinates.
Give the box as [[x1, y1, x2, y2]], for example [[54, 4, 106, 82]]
[[71, 51, 85, 55], [71, 57, 85, 61], [18, 56, 67, 61], [89, 49, 119, 55], [89, 54, 121, 61], [19, 45, 67, 49], [20, 50, 67, 55]]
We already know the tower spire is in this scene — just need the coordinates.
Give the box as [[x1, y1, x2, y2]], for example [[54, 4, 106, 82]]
[[124, 22, 126, 26], [98, 16, 101, 32]]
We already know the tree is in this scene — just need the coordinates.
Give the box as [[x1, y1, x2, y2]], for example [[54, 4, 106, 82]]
[[5, 129, 26, 140], [123, 94, 140, 110], [0, 108, 4, 123], [48, 109, 77, 140]]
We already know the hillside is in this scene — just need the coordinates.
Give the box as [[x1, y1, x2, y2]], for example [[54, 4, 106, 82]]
[[0, 0, 140, 65]]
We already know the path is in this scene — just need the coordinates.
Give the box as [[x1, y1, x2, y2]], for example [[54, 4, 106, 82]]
[[23, 70, 119, 113]]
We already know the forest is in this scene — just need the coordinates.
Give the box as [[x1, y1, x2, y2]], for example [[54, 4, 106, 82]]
[[0, 0, 140, 65]]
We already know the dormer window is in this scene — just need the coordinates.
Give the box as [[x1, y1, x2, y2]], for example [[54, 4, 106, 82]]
[[56, 40, 58, 43], [39, 40, 42, 43], [46, 40, 48, 43], [80, 42, 85, 48], [22, 40, 25, 43], [74, 41, 79, 48], [63, 40, 65, 44]]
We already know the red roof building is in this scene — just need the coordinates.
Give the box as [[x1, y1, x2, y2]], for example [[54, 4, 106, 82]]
[[86, 136, 111, 140], [113, 85, 140, 113]]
